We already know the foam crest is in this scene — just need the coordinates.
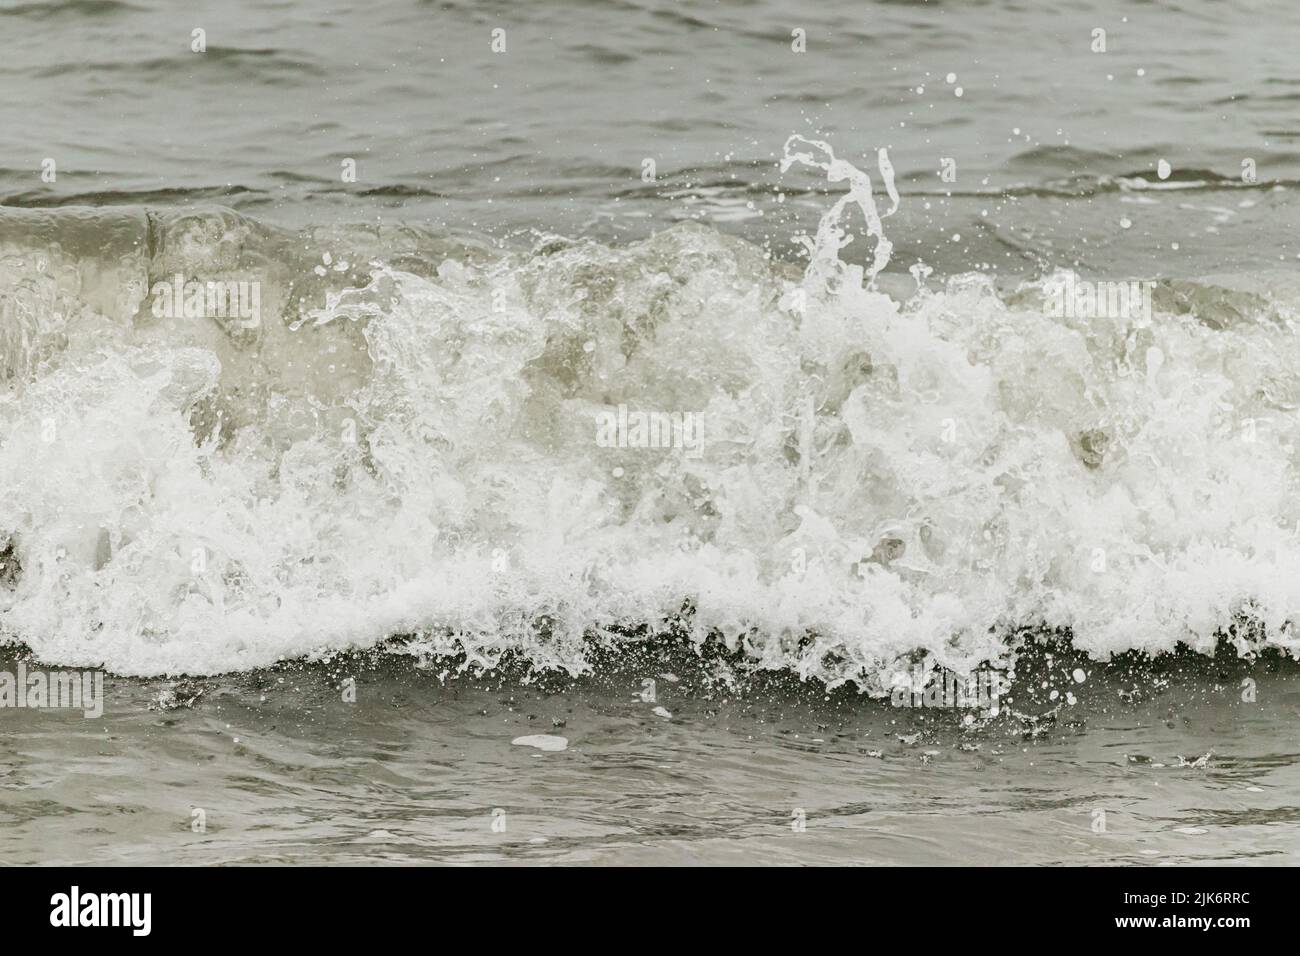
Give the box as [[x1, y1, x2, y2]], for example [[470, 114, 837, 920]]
[[1, 156, 1299, 682]]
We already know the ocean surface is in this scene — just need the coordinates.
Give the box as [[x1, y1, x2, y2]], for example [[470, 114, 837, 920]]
[[1, 0, 1299, 865]]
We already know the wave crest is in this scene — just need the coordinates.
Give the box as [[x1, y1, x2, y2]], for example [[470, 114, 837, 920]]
[[2, 158, 1300, 681]]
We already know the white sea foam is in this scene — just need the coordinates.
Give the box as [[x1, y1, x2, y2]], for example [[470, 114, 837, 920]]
[[1, 145, 1299, 685]]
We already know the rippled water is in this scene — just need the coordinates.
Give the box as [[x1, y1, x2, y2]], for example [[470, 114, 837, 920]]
[[2, 0, 1297, 272], [2, 0, 1299, 865], [6, 646, 1299, 865]]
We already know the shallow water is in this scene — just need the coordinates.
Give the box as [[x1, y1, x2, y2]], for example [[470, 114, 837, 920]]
[[4, 646, 1298, 866]]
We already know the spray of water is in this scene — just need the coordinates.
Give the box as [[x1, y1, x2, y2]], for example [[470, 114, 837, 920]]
[[0, 150, 1298, 686]]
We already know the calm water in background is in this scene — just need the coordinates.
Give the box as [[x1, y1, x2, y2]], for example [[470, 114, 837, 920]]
[[2, 0, 1300, 866], [1, 0, 1297, 274]]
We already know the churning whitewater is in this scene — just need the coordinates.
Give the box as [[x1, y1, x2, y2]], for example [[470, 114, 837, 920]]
[[2, 139, 1299, 683]]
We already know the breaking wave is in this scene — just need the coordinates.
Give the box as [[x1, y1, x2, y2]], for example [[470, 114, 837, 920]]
[[2, 138, 1300, 686]]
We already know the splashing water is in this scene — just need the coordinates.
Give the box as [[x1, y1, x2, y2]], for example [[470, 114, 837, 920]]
[[781, 135, 899, 293], [0, 145, 1299, 685]]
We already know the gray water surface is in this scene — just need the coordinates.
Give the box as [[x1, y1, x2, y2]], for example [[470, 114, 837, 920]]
[[1, 0, 1296, 274], [3, 649, 1297, 866]]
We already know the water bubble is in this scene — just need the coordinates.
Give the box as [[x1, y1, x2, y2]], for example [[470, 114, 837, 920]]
[[945, 73, 957, 84], [1157, 159, 1171, 180], [1120, 217, 1133, 229], [954, 87, 963, 97]]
